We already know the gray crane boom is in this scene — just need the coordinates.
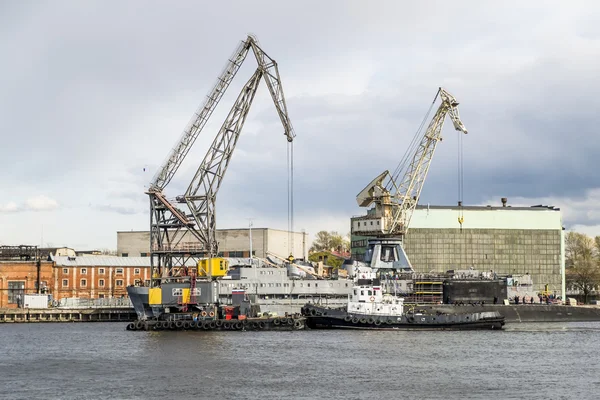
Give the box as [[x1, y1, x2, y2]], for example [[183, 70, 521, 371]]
[[148, 35, 296, 284], [150, 39, 253, 191]]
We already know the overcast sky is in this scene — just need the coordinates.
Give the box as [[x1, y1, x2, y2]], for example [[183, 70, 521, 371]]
[[1, 1, 600, 249]]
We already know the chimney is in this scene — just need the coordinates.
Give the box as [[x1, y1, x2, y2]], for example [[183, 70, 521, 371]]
[[501, 197, 507, 207]]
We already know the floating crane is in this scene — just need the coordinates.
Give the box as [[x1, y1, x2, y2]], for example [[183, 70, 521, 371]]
[[146, 35, 295, 289], [354, 87, 468, 271]]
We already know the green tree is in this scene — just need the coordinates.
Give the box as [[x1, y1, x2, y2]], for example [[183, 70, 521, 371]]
[[310, 231, 332, 252], [310, 231, 350, 253]]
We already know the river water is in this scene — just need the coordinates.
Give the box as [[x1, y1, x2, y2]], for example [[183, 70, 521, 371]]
[[0, 322, 599, 399]]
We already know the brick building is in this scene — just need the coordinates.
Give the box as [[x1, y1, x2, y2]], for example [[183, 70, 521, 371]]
[[0, 256, 151, 308], [0, 260, 54, 308]]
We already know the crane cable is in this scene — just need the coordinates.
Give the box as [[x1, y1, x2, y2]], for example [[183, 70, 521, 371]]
[[389, 90, 439, 189], [457, 129, 464, 231], [287, 141, 294, 258]]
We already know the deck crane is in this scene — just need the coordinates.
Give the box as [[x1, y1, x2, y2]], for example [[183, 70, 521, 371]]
[[146, 34, 295, 294], [353, 87, 468, 272]]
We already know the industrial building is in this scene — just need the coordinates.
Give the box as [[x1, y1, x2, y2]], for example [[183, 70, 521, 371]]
[[0, 249, 148, 307], [117, 228, 308, 260], [351, 200, 565, 298]]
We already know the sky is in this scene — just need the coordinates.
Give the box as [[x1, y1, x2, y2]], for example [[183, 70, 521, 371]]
[[1, 1, 600, 250]]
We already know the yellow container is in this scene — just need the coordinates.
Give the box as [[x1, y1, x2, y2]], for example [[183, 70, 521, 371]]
[[148, 288, 162, 305], [197, 258, 229, 277]]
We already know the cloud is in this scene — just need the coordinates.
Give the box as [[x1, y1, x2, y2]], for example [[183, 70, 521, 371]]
[[0, 196, 59, 212], [1, 1, 600, 249], [483, 188, 600, 236], [25, 195, 59, 211], [0, 202, 19, 213], [95, 205, 141, 215]]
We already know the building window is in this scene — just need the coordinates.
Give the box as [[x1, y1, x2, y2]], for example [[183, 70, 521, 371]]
[[140, 253, 147, 257], [62, 279, 69, 287], [144, 280, 150, 286], [229, 251, 243, 258], [80, 279, 87, 287], [99, 268, 105, 274], [98, 279, 105, 287], [217, 252, 224, 257], [63, 268, 68, 274], [116, 280, 123, 286], [81, 268, 87, 275], [116, 268, 124, 275], [8, 281, 25, 304], [134, 268, 140, 275], [122, 253, 128, 257]]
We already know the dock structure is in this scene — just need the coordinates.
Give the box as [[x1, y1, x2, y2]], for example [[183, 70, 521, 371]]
[[0, 307, 136, 323]]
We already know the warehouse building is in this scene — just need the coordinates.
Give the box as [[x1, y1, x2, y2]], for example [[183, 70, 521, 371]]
[[351, 200, 565, 298], [117, 228, 309, 260]]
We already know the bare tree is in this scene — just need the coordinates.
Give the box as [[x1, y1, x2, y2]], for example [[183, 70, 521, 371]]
[[566, 232, 600, 304]]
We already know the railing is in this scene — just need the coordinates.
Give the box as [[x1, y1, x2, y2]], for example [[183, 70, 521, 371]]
[[151, 242, 206, 252], [55, 297, 133, 309]]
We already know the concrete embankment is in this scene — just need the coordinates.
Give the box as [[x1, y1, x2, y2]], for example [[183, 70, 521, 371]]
[[0, 308, 137, 323], [427, 304, 600, 323]]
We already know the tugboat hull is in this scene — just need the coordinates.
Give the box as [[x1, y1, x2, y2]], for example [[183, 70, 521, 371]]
[[302, 305, 505, 331]]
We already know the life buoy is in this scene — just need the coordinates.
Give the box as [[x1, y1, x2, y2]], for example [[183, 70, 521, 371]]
[[209, 311, 215, 317], [201, 311, 207, 317], [369, 296, 375, 302]]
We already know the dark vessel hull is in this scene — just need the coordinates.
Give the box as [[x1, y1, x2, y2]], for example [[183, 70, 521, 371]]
[[302, 304, 505, 331]]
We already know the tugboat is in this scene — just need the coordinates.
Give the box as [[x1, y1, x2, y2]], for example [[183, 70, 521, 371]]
[[301, 272, 505, 331]]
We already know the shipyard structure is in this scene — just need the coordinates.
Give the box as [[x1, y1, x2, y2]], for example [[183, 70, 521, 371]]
[[351, 200, 565, 298], [117, 228, 308, 260]]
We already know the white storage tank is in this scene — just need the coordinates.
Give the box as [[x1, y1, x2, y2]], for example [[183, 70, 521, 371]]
[[23, 294, 49, 309]]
